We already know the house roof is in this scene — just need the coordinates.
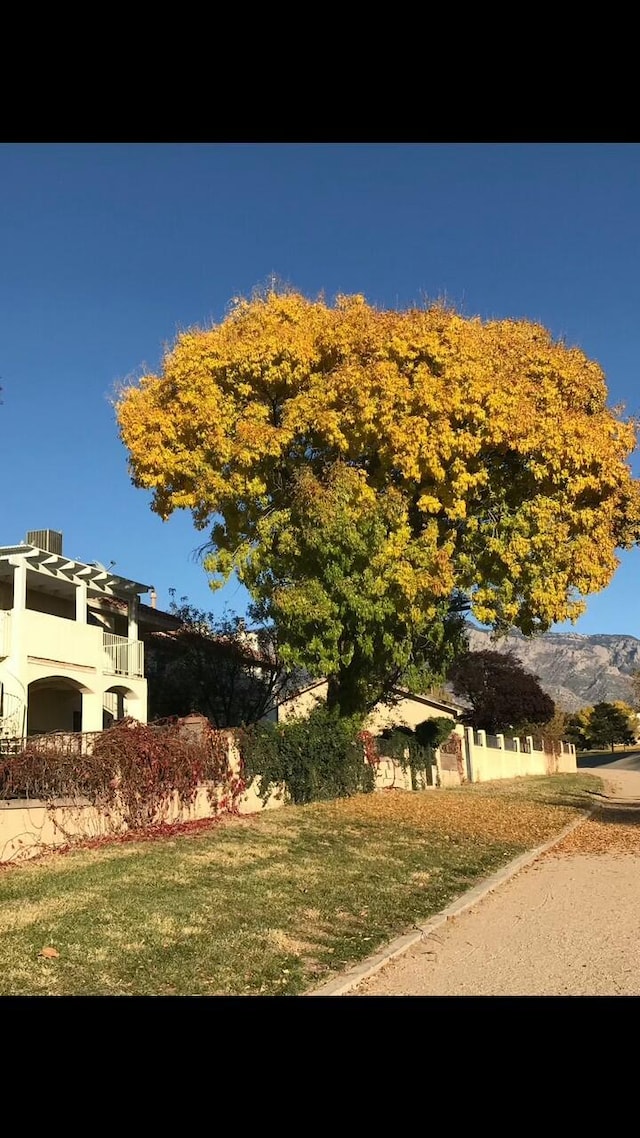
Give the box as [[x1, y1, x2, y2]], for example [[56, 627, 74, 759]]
[[277, 678, 464, 715], [92, 595, 183, 631], [94, 597, 278, 662], [146, 625, 278, 666], [393, 688, 465, 714], [0, 543, 151, 599]]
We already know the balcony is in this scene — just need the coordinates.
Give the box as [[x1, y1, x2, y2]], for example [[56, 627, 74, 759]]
[[102, 633, 144, 679], [21, 612, 144, 680], [0, 611, 10, 658], [23, 609, 102, 671], [2, 609, 145, 682]]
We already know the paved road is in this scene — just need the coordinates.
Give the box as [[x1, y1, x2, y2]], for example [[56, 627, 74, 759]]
[[346, 763, 640, 997], [577, 749, 640, 771]]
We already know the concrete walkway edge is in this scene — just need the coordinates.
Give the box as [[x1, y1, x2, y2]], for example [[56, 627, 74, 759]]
[[308, 808, 593, 997]]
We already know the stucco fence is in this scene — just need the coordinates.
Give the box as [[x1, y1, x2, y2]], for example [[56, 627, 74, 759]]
[[0, 724, 577, 865], [462, 726, 577, 783], [0, 732, 286, 865]]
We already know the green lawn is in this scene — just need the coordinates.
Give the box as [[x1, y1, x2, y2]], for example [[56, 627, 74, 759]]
[[0, 772, 600, 996]]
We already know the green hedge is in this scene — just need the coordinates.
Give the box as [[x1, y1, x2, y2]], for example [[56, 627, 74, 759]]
[[241, 706, 374, 805]]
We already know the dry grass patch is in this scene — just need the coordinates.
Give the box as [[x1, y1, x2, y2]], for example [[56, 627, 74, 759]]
[[0, 773, 598, 996], [316, 785, 583, 845], [0, 892, 97, 934]]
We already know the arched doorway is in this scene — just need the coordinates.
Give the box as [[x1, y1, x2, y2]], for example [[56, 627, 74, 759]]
[[103, 684, 139, 728], [27, 676, 91, 736]]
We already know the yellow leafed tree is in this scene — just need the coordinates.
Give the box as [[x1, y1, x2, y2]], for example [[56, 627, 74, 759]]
[[116, 287, 640, 716]]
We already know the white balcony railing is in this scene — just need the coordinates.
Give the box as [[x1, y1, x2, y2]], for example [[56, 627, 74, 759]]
[[102, 633, 144, 679], [0, 611, 10, 658]]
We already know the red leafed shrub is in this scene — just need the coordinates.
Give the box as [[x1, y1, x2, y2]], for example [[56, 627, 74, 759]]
[[0, 718, 246, 831], [357, 730, 380, 768]]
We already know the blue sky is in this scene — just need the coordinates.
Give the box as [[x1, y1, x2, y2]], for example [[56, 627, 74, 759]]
[[1, 142, 640, 637]]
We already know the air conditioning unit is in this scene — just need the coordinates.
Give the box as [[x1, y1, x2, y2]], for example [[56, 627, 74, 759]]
[[26, 530, 63, 555]]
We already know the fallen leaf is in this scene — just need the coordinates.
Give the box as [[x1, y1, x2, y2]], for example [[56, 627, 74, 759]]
[[39, 946, 59, 959]]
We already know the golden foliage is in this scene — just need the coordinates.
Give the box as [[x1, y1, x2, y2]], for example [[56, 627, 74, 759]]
[[316, 788, 580, 846], [552, 810, 640, 855], [117, 288, 640, 637]]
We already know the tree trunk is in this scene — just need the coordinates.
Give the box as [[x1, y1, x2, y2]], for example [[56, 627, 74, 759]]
[[326, 674, 363, 718], [325, 655, 386, 718]]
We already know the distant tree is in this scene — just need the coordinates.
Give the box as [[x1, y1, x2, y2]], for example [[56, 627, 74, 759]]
[[448, 649, 555, 735], [611, 700, 639, 728], [565, 709, 592, 751], [586, 701, 636, 752], [520, 706, 572, 743], [145, 593, 291, 728]]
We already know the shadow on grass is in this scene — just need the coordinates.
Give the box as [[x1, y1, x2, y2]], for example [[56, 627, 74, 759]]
[[542, 784, 640, 824], [458, 774, 601, 813], [538, 792, 598, 809], [577, 754, 640, 769], [589, 802, 640, 825]]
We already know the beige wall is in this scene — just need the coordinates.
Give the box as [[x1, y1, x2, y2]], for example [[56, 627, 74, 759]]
[[373, 757, 417, 792], [87, 607, 114, 632], [0, 716, 578, 865], [365, 696, 456, 734], [0, 775, 288, 864], [87, 608, 127, 637], [0, 800, 116, 863], [277, 682, 329, 722], [439, 768, 463, 788], [468, 746, 576, 783], [24, 609, 102, 669], [277, 682, 458, 732], [0, 611, 10, 658], [374, 729, 577, 789], [464, 729, 577, 784], [0, 734, 285, 864]]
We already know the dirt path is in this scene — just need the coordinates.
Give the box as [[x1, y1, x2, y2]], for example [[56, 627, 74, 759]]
[[349, 768, 640, 997]]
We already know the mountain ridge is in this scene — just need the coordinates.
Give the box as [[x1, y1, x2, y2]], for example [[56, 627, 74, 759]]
[[460, 624, 640, 712]]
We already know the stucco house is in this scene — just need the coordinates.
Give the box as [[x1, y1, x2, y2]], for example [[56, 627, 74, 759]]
[[0, 530, 179, 742], [271, 677, 464, 733]]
